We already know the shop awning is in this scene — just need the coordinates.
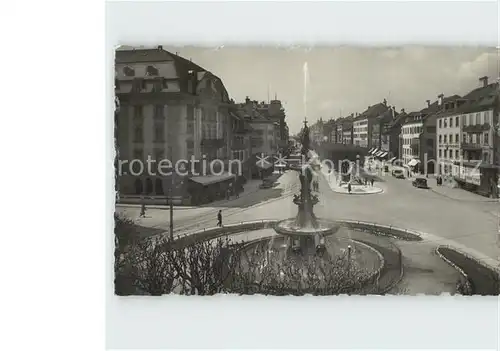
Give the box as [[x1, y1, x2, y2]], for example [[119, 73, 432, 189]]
[[375, 151, 383, 156], [380, 152, 388, 158], [189, 172, 235, 186], [370, 148, 379, 155], [408, 159, 420, 167], [368, 147, 375, 153], [388, 156, 397, 163]]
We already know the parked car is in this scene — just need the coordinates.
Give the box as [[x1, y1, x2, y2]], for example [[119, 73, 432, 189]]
[[412, 177, 428, 189], [392, 169, 405, 179]]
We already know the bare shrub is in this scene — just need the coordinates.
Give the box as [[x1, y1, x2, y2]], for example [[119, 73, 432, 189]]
[[116, 227, 374, 296], [230, 246, 372, 295]]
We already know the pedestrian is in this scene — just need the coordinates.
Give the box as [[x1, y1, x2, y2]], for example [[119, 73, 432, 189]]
[[139, 202, 146, 218], [217, 210, 222, 227], [347, 182, 352, 194], [370, 178, 374, 187]]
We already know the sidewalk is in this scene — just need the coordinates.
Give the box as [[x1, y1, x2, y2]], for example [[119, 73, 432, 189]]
[[116, 178, 264, 210], [430, 184, 498, 203]]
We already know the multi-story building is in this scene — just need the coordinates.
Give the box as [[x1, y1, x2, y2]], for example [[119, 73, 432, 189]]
[[352, 113, 368, 147], [323, 119, 336, 143], [236, 97, 289, 178], [115, 46, 237, 204], [400, 95, 460, 174], [435, 94, 467, 176], [436, 76, 499, 197], [309, 118, 325, 144], [353, 101, 391, 148], [255, 98, 289, 150], [382, 107, 407, 161], [342, 117, 354, 144], [370, 105, 396, 159]]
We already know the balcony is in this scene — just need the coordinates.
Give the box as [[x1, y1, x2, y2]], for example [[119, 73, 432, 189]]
[[461, 143, 482, 151], [462, 123, 490, 133], [201, 138, 225, 148]]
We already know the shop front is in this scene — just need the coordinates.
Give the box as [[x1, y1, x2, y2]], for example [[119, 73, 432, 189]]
[[187, 172, 236, 205], [453, 161, 498, 198]]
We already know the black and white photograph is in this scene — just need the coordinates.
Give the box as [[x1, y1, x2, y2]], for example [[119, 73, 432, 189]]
[[113, 45, 500, 297]]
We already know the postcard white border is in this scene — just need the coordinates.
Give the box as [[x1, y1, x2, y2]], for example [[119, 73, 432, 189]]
[[2, 0, 498, 350]]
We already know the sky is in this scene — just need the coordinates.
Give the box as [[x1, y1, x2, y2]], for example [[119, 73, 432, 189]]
[[133, 45, 499, 134]]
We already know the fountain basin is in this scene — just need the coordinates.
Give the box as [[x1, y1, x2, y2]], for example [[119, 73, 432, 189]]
[[274, 218, 342, 237]]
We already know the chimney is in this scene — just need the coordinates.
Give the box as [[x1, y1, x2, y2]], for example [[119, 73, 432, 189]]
[[479, 76, 488, 87], [245, 96, 250, 104], [426, 100, 431, 107], [383, 98, 387, 106], [157, 45, 163, 50], [401, 108, 405, 114], [437, 94, 444, 106]]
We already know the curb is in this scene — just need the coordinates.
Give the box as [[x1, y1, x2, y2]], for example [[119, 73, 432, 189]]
[[429, 188, 499, 203], [435, 246, 473, 294], [436, 244, 500, 277], [331, 187, 384, 195]]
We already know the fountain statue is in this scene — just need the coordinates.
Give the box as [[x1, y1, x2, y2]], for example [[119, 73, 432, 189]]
[[274, 119, 340, 257]]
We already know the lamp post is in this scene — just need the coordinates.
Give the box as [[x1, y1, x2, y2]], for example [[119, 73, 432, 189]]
[[169, 145, 174, 240], [347, 245, 352, 275]]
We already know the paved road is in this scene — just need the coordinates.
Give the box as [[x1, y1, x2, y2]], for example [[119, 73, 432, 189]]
[[120, 164, 499, 265], [116, 171, 300, 234]]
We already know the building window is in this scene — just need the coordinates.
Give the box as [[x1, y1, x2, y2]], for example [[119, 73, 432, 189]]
[[469, 114, 474, 125], [123, 66, 135, 77], [152, 77, 165, 92], [133, 105, 143, 120], [146, 65, 159, 76], [455, 134, 459, 144], [154, 123, 164, 142], [443, 135, 447, 143], [462, 133, 467, 143], [154, 148, 164, 164], [444, 149, 447, 158], [449, 134, 453, 143], [449, 118, 453, 127], [443, 119, 448, 128], [455, 150, 459, 159], [187, 121, 194, 134], [455, 116, 459, 127], [439, 135, 442, 144], [475, 113, 480, 124], [133, 148, 143, 160], [438, 119, 442, 128], [134, 126, 143, 142], [484, 111, 490, 124], [187, 105, 194, 121], [438, 149, 442, 158], [132, 78, 146, 93], [154, 105, 164, 119], [484, 132, 489, 144]]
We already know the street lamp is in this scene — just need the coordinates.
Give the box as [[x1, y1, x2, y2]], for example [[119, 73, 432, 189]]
[[347, 245, 352, 275]]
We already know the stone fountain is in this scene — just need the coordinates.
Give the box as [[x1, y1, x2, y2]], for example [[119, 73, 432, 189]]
[[274, 119, 341, 257]]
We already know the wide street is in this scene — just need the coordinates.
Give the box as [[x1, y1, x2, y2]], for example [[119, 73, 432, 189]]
[[118, 168, 500, 264]]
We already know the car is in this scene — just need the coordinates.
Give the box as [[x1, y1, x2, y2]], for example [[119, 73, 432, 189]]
[[392, 169, 405, 179], [412, 177, 428, 189]]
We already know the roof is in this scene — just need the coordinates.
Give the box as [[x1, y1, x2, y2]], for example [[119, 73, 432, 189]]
[[116, 47, 218, 94], [435, 83, 499, 118], [116, 48, 204, 72], [355, 103, 390, 120]]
